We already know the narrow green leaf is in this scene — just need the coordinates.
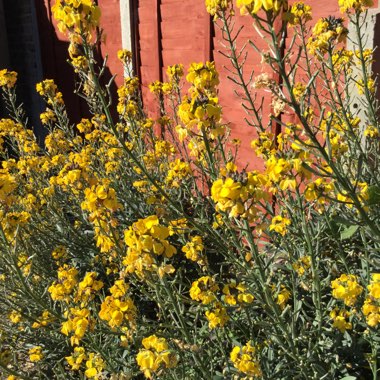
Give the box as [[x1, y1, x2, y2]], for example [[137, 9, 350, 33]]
[[340, 225, 359, 240]]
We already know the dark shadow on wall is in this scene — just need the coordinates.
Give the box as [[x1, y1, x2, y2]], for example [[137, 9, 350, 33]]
[[1, 0, 118, 144], [1, 0, 45, 140], [35, 0, 118, 126]]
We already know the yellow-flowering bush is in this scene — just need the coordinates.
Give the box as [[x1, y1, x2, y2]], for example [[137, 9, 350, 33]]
[[0, 0, 379, 378]]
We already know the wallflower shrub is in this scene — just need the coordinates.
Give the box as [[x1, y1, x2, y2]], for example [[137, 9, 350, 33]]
[[0, 0, 380, 379]]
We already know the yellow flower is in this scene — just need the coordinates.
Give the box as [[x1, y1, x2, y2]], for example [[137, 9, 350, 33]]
[[236, 0, 287, 15], [205, 303, 229, 328], [0, 69, 18, 89], [40, 109, 57, 125], [85, 353, 105, 379], [286, 1, 312, 25], [110, 279, 129, 298], [66, 346, 86, 370], [182, 235, 207, 265], [362, 297, 380, 327], [331, 274, 363, 306], [330, 308, 352, 332], [368, 273, 380, 299], [117, 49, 133, 64], [9, 310, 22, 324], [276, 285, 291, 309], [190, 276, 219, 305], [123, 216, 176, 277], [292, 256, 311, 276], [186, 61, 219, 90], [52, 0, 101, 38], [136, 335, 177, 379], [364, 125, 379, 138], [71, 56, 88, 72], [205, 0, 231, 18], [338, 0, 373, 13], [32, 310, 54, 329], [223, 281, 254, 305], [292, 82, 306, 101], [356, 78, 375, 95], [308, 17, 348, 56], [29, 346, 44, 362], [36, 79, 58, 97], [230, 342, 262, 377], [99, 295, 136, 328], [166, 64, 184, 82], [269, 215, 291, 236]]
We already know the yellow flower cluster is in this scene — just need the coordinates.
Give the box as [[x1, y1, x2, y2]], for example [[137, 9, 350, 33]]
[[205, 0, 231, 18], [236, 0, 287, 15], [292, 82, 307, 101], [338, 0, 373, 13], [205, 303, 230, 328], [52, 0, 101, 38], [32, 310, 54, 329], [332, 48, 354, 74], [330, 308, 352, 332], [82, 181, 122, 214], [0, 69, 17, 89], [61, 307, 91, 346], [190, 276, 229, 329], [149, 80, 172, 95], [123, 215, 176, 278], [66, 347, 106, 377], [165, 159, 192, 188], [99, 279, 136, 329], [186, 61, 219, 91], [222, 280, 254, 305], [74, 272, 104, 306], [250, 131, 275, 158], [230, 341, 262, 377], [0, 165, 17, 204], [71, 55, 88, 72], [0, 118, 40, 157], [190, 277, 254, 328], [117, 49, 133, 64], [331, 274, 363, 306], [136, 335, 177, 379], [292, 256, 311, 276], [66, 346, 86, 370], [85, 352, 105, 379], [362, 274, 380, 327], [286, 1, 312, 25], [9, 310, 22, 324], [190, 276, 219, 305], [36, 79, 64, 106], [211, 171, 268, 220], [117, 76, 140, 117], [178, 63, 222, 136], [29, 346, 44, 362], [308, 17, 348, 56], [48, 264, 79, 301], [166, 64, 184, 82], [269, 215, 291, 236], [276, 285, 291, 309], [304, 177, 334, 208], [182, 235, 207, 266], [356, 78, 376, 95], [364, 125, 379, 138]]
